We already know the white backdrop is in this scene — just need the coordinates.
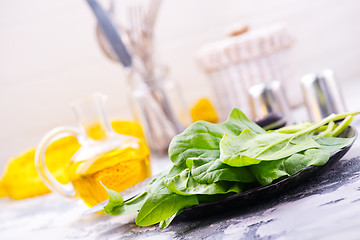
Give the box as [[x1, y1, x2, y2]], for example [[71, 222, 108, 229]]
[[1, 0, 360, 171]]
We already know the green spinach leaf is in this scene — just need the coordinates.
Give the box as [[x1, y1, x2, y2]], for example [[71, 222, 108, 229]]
[[163, 168, 243, 196], [101, 182, 124, 215], [250, 148, 329, 185], [249, 136, 354, 186], [220, 129, 320, 167], [315, 136, 355, 154], [100, 109, 356, 229], [135, 176, 198, 226], [168, 109, 265, 168], [104, 192, 148, 216], [159, 209, 184, 229], [186, 158, 255, 184]]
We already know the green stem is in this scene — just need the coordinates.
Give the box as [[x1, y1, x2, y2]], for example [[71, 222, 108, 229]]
[[294, 114, 336, 137], [276, 122, 312, 134], [318, 121, 335, 137], [253, 112, 357, 158], [294, 112, 359, 138], [330, 116, 354, 137], [331, 112, 360, 121]]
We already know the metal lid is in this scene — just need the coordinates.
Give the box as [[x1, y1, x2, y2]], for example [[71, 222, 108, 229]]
[[301, 69, 346, 122]]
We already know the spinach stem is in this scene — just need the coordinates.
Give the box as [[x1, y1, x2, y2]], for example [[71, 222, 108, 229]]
[[294, 114, 336, 137], [318, 121, 335, 137], [294, 112, 358, 138], [253, 113, 354, 158], [330, 116, 353, 137]]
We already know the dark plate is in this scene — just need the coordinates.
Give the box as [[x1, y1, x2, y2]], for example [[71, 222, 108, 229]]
[[178, 126, 357, 220]]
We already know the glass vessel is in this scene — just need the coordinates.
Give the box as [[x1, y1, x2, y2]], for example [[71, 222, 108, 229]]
[[35, 94, 151, 207], [128, 68, 188, 156], [93, 0, 189, 155]]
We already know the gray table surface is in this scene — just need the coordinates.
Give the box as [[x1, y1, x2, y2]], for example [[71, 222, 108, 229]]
[[1, 121, 360, 240]]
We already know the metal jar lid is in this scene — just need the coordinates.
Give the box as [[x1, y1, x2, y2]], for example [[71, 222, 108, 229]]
[[301, 69, 346, 122]]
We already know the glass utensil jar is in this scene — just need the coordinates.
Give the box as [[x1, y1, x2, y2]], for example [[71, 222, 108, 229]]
[[35, 94, 151, 207], [127, 68, 188, 156]]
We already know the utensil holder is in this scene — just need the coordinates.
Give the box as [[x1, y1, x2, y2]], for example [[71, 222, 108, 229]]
[[127, 68, 188, 156]]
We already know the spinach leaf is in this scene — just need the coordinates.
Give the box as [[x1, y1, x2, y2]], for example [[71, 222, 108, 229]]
[[249, 159, 288, 186], [159, 209, 184, 229], [163, 169, 243, 196], [196, 193, 233, 204], [186, 158, 255, 184], [103, 171, 174, 217], [101, 183, 124, 205], [220, 129, 320, 167], [250, 148, 329, 185], [104, 192, 148, 216], [145, 171, 169, 192], [101, 182, 124, 215], [249, 136, 353, 186], [315, 136, 355, 154], [167, 108, 263, 186], [282, 148, 329, 174], [100, 109, 356, 229], [135, 176, 198, 226], [168, 108, 265, 168], [220, 113, 356, 184]]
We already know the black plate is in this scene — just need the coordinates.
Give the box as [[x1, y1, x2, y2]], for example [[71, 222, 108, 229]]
[[178, 126, 357, 220]]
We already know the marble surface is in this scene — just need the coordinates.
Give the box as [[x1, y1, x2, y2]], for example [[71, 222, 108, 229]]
[[1, 122, 360, 240]]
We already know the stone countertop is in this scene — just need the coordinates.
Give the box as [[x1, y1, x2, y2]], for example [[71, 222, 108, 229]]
[[1, 122, 360, 240]]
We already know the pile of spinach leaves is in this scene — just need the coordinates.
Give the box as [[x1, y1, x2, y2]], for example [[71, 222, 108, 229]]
[[102, 109, 356, 228]]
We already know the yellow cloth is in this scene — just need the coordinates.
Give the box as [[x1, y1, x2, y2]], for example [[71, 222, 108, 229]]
[[190, 98, 218, 123], [0, 120, 145, 200]]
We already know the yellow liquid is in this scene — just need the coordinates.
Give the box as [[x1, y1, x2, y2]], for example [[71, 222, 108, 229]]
[[66, 141, 150, 207]]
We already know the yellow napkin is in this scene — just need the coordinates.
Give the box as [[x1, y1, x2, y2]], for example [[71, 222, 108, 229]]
[[190, 98, 218, 123]]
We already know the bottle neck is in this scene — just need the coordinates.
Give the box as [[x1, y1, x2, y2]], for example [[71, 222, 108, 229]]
[[82, 121, 111, 141], [72, 94, 114, 141]]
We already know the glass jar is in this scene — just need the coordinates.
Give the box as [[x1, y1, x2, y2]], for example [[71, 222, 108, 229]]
[[127, 67, 189, 156]]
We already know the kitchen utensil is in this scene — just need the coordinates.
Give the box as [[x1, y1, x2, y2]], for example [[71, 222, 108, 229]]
[[86, 0, 132, 67], [301, 69, 347, 122], [128, 67, 186, 155], [87, 0, 184, 155], [248, 80, 292, 124]]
